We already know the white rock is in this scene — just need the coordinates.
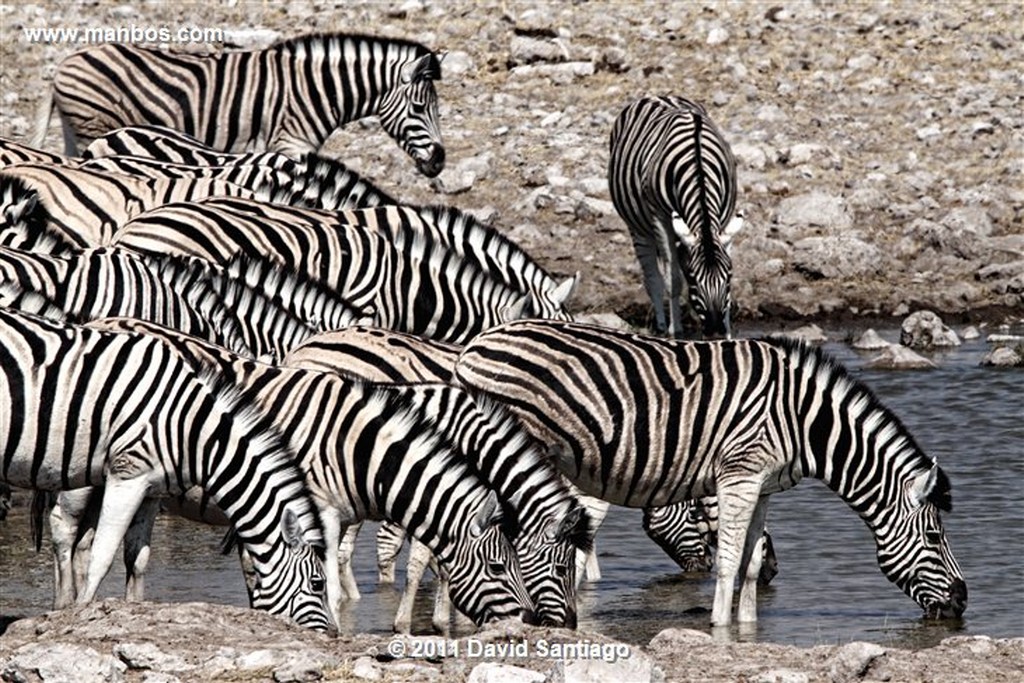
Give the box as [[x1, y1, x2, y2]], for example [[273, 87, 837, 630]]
[[900, 310, 961, 349], [981, 347, 1023, 367], [468, 662, 545, 683], [773, 192, 854, 232], [441, 50, 474, 76], [865, 345, 936, 370], [351, 656, 383, 681], [707, 27, 729, 45], [827, 641, 887, 682], [222, 28, 282, 48], [772, 324, 827, 344], [114, 642, 190, 672], [6, 642, 127, 683], [960, 325, 981, 340], [851, 329, 889, 350]]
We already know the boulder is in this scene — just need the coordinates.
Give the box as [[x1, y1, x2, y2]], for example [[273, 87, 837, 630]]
[[980, 346, 1023, 367], [865, 344, 936, 370], [850, 328, 889, 350], [899, 311, 961, 349]]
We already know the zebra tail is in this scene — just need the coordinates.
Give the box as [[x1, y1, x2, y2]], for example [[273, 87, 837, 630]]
[[29, 490, 51, 553]]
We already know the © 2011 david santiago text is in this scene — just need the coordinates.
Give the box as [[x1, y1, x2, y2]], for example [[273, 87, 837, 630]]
[[387, 636, 633, 663]]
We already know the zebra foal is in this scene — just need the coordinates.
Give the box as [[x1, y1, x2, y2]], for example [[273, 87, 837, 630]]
[[608, 95, 742, 338], [455, 320, 967, 626], [36, 33, 445, 176], [0, 308, 333, 630]]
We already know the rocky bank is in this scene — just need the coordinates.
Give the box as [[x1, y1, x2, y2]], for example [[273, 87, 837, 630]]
[[2, 600, 1023, 683]]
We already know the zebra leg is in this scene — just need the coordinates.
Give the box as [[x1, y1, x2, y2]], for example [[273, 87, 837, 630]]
[[122, 498, 160, 601], [393, 538, 433, 634], [318, 509, 347, 628], [49, 488, 96, 608], [736, 497, 771, 623], [76, 474, 152, 603], [430, 557, 452, 636], [632, 234, 669, 334], [709, 479, 763, 627], [337, 522, 362, 600], [376, 522, 406, 585]]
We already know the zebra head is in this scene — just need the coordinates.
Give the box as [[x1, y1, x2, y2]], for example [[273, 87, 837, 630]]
[[642, 500, 716, 573], [875, 464, 967, 620], [517, 503, 592, 628], [676, 220, 735, 339], [249, 506, 335, 633], [379, 52, 445, 178], [444, 490, 537, 626]]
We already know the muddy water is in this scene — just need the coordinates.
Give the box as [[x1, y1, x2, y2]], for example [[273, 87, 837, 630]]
[[1, 329, 1021, 648]]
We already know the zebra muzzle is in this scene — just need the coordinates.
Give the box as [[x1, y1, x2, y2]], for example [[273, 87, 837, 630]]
[[415, 144, 445, 178]]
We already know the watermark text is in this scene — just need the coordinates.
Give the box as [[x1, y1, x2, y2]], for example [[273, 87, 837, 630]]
[[23, 25, 224, 46]]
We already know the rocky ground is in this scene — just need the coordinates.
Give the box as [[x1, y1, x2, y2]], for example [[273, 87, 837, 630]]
[[0, 1, 1021, 681], [2, 600, 1023, 683], [1, 0, 1021, 330]]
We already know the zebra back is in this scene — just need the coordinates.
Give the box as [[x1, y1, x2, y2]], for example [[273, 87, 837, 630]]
[[82, 125, 294, 167], [0, 245, 249, 355], [48, 34, 445, 175], [283, 326, 461, 383], [0, 137, 69, 168]]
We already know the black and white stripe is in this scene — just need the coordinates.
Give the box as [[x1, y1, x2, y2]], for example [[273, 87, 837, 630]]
[[455, 319, 967, 626], [0, 307, 333, 630], [0, 162, 256, 246], [68, 318, 538, 630], [608, 95, 741, 338], [111, 197, 533, 344], [39, 33, 445, 176]]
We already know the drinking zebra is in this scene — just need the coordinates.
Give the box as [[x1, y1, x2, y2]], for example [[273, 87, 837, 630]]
[[111, 197, 535, 344], [608, 95, 742, 338], [0, 307, 333, 630], [643, 498, 778, 585], [35, 33, 446, 176], [57, 318, 543, 631], [455, 320, 967, 626]]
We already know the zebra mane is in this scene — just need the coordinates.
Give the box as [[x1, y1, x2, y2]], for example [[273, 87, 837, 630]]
[[220, 252, 370, 326], [293, 153, 399, 206], [0, 175, 75, 254], [273, 33, 440, 76], [0, 281, 68, 322], [763, 335, 951, 511], [193, 366, 324, 545], [461, 391, 593, 550]]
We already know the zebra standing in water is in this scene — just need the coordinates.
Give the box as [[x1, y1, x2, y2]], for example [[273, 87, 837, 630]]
[[455, 320, 967, 626], [608, 95, 742, 338], [53, 317, 540, 631], [0, 307, 333, 630], [35, 33, 446, 176]]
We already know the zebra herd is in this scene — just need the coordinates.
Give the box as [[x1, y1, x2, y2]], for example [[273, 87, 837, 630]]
[[0, 29, 966, 636]]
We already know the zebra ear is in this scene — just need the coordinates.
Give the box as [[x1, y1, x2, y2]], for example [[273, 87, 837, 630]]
[[909, 465, 939, 508], [721, 213, 744, 252], [281, 507, 305, 550], [500, 294, 529, 323], [401, 53, 442, 84], [470, 490, 503, 538], [671, 214, 698, 249], [550, 273, 579, 307], [3, 189, 39, 225]]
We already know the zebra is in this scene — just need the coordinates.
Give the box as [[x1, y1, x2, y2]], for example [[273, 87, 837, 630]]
[[0, 162, 258, 247], [0, 137, 68, 168], [80, 125, 297, 166], [57, 317, 541, 631], [36, 33, 446, 177], [643, 498, 778, 585], [111, 197, 534, 344], [0, 307, 333, 630], [608, 95, 742, 339], [454, 319, 968, 626]]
